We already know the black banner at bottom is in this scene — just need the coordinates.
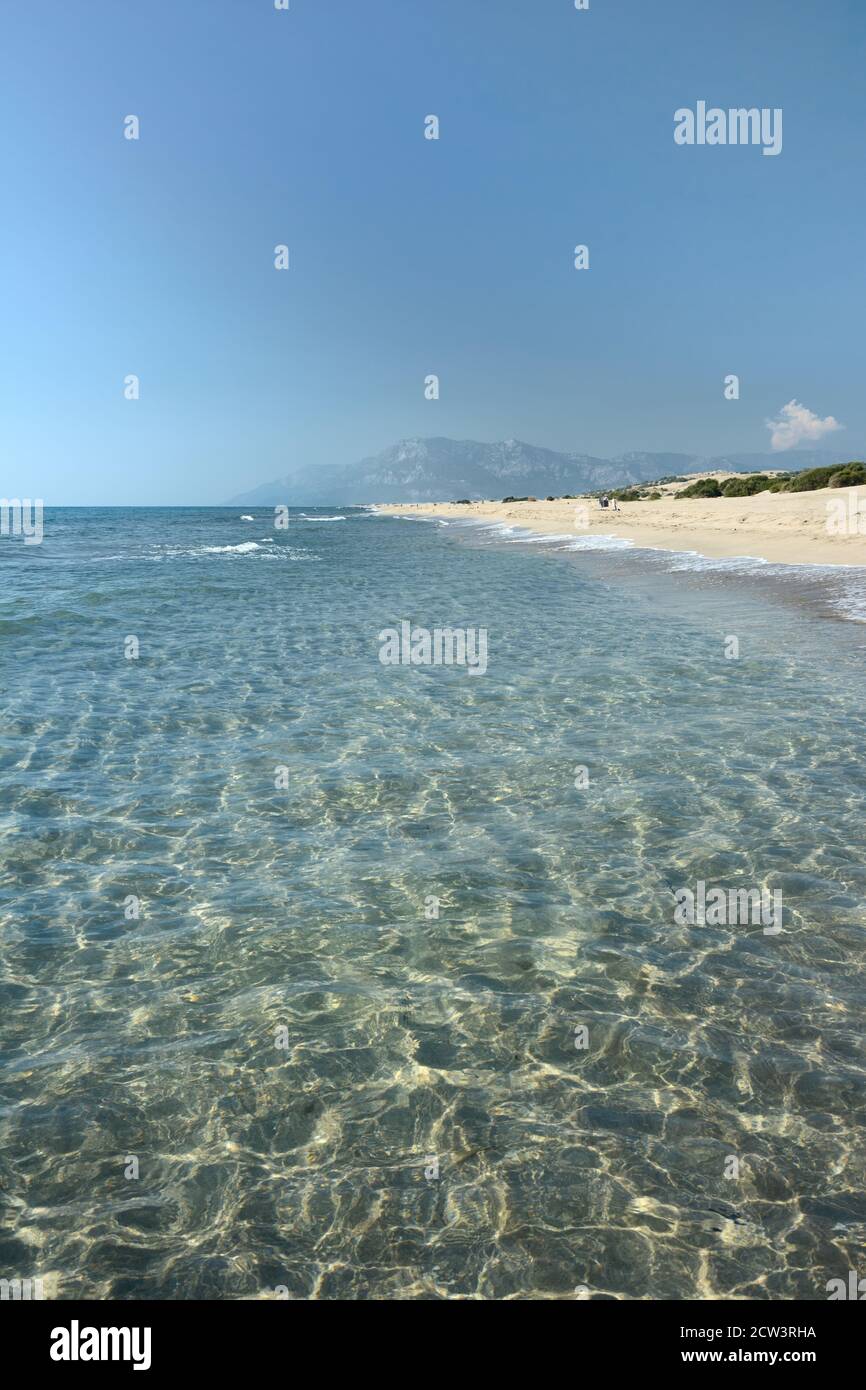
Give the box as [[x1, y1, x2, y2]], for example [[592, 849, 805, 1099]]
[[5, 1294, 859, 1377]]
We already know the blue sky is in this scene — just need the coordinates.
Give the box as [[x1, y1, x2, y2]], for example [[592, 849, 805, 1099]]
[[1, 0, 864, 503]]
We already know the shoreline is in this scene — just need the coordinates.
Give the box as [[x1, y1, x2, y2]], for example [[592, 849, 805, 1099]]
[[377, 487, 866, 569]]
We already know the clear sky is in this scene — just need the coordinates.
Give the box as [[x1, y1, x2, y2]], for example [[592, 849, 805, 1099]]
[[1, 0, 864, 503]]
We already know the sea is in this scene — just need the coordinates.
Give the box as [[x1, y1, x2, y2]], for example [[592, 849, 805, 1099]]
[[1, 505, 865, 1299]]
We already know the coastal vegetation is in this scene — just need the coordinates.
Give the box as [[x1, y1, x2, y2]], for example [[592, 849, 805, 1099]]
[[781, 462, 866, 491], [721, 474, 773, 496], [678, 478, 725, 498], [470, 463, 866, 510], [678, 463, 866, 500]]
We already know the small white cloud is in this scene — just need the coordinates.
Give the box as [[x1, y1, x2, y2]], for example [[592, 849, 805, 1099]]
[[766, 399, 843, 452]]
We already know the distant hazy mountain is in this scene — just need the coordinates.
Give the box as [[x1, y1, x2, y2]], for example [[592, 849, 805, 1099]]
[[226, 437, 860, 505]]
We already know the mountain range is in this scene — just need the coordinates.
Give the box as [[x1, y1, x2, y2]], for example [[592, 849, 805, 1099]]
[[227, 437, 861, 506]]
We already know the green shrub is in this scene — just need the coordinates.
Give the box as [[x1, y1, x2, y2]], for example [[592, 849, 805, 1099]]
[[720, 474, 773, 497], [782, 466, 841, 492], [679, 478, 722, 499], [777, 463, 865, 492], [827, 462, 866, 488]]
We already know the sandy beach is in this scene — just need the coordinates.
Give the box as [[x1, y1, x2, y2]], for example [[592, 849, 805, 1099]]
[[380, 477, 866, 567]]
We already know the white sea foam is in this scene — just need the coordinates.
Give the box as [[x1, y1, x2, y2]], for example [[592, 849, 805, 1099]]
[[830, 574, 866, 622], [444, 519, 636, 551], [152, 542, 317, 562], [203, 541, 263, 553], [560, 534, 636, 551], [376, 511, 866, 623], [607, 544, 866, 623], [509, 532, 579, 545], [665, 551, 771, 573]]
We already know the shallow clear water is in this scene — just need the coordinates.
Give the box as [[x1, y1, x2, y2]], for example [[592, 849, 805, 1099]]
[[1, 507, 865, 1300]]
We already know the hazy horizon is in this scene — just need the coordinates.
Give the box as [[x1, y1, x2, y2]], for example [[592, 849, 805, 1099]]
[[15, 433, 866, 508]]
